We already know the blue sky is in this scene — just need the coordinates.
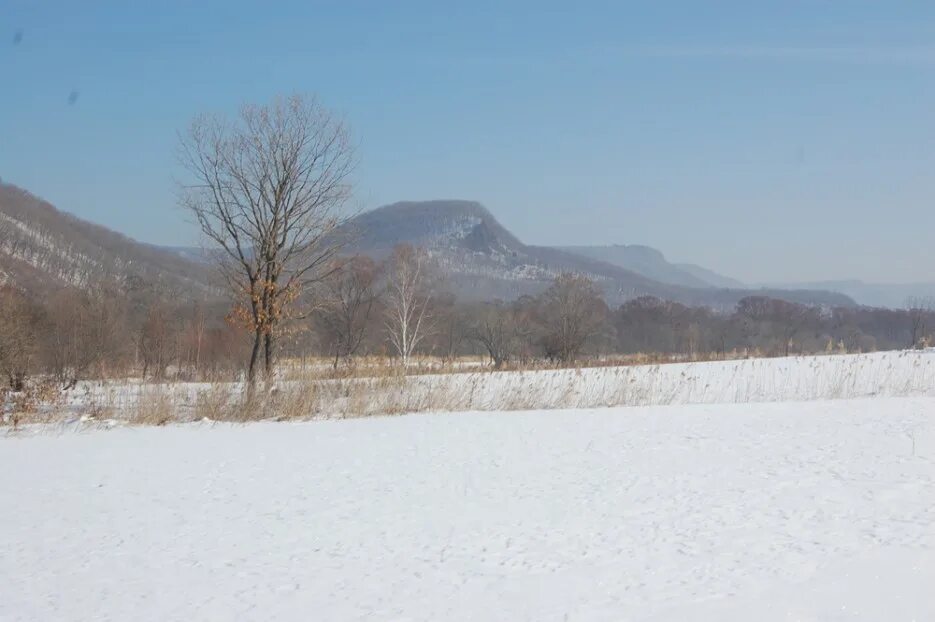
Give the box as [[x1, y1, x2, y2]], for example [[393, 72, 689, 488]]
[[2, 1, 934, 283]]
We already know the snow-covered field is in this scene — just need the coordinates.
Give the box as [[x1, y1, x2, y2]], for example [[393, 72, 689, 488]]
[[2, 397, 932, 620]]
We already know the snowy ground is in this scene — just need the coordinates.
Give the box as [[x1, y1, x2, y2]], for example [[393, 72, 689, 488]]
[[2, 397, 932, 620], [51, 350, 935, 422]]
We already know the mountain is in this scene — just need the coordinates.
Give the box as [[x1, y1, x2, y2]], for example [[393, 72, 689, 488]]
[[569, 245, 928, 308], [558, 244, 744, 289], [0, 182, 218, 298], [674, 263, 746, 289], [336, 200, 853, 309], [562, 242, 924, 309], [2, 183, 850, 310], [761, 280, 935, 309]]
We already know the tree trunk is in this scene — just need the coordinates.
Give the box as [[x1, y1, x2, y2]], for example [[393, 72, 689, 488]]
[[264, 331, 276, 379], [247, 329, 262, 385]]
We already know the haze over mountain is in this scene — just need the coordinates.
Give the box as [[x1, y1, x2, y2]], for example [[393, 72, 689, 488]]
[[674, 263, 746, 290], [561, 242, 934, 308], [560, 246, 935, 309], [0, 182, 855, 309], [758, 281, 935, 310], [559, 244, 745, 290]]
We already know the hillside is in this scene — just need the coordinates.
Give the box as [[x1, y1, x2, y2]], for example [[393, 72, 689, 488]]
[[0, 182, 218, 298], [1, 184, 852, 310]]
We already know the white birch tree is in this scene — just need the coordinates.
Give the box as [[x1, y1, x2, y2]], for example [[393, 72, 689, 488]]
[[384, 244, 433, 366]]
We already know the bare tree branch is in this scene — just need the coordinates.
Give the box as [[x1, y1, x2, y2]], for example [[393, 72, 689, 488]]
[[177, 94, 356, 382]]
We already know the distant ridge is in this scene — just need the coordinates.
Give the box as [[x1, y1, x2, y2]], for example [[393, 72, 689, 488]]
[[760, 280, 935, 309], [0, 182, 854, 309], [330, 200, 853, 308]]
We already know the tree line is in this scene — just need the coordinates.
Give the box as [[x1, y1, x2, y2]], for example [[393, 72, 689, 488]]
[[1, 257, 933, 390]]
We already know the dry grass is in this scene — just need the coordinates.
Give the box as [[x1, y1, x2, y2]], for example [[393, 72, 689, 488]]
[[1, 379, 65, 430], [4, 350, 934, 429], [185, 382, 323, 423], [275, 349, 802, 382], [128, 385, 175, 426], [191, 383, 236, 421]]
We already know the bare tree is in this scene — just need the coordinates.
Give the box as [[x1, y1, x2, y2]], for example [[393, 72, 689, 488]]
[[43, 290, 95, 389], [736, 295, 771, 350], [315, 255, 379, 369], [538, 273, 608, 363], [178, 94, 354, 383], [770, 299, 815, 356], [737, 296, 816, 356], [427, 292, 466, 362], [0, 287, 42, 390], [906, 296, 935, 349], [188, 302, 206, 377], [470, 301, 524, 369], [384, 244, 434, 366], [138, 303, 172, 379]]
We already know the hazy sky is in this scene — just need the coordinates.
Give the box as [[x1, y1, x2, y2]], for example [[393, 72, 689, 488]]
[[3, 1, 934, 284]]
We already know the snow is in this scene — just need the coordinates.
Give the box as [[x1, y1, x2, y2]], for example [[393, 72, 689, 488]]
[[2, 397, 933, 620], [371, 349, 935, 412], [55, 351, 935, 422]]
